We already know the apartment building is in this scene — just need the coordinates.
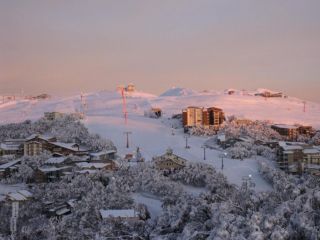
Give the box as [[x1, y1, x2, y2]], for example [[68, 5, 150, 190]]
[[182, 106, 225, 129]]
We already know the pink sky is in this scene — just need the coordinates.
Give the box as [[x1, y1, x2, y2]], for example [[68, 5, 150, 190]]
[[0, 1, 319, 102]]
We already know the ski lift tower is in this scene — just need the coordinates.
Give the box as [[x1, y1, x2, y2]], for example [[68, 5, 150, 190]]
[[120, 87, 128, 125], [80, 92, 87, 118]]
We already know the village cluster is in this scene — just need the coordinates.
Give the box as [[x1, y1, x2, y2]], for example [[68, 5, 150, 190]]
[[0, 87, 319, 239], [181, 104, 320, 176]]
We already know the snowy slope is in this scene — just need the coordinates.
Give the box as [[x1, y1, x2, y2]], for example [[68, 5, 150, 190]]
[[0, 88, 319, 192], [0, 88, 319, 127]]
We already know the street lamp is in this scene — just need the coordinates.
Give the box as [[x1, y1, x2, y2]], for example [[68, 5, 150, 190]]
[[221, 152, 227, 170], [201, 146, 207, 160], [124, 131, 132, 148], [184, 135, 190, 149]]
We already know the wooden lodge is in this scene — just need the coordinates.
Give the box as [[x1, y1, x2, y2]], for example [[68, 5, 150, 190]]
[[153, 148, 187, 171]]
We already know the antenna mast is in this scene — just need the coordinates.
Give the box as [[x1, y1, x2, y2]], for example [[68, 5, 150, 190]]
[[80, 93, 87, 118], [121, 88, 128, 124]]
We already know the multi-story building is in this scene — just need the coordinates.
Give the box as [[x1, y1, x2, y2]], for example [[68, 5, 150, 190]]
[[271, 124, 299, 141], [24, 135, 56, 156], [203, 107, 225, 128], [182, 107, 203, 127], [0, 139, 25, 156], [182, 106, 225, 129], [277, 141, 320, 175], [24, 134, 88, 156]]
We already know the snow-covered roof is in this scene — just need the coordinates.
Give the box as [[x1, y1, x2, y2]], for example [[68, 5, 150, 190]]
[[67, 199, 77, 208], [90, 150, 116, 157], [18, 190, 33, 198], [238, 136, 254, 143], [255, 88, 282, 94], [303, 149, 320, 154], [76, 169, 98, 174], [283, 150, 294, 154], [306, 164, 320, 170], [56, 207, 71, 216], [39, 166, 70, 173], [279, 141, 304, 151], [45, 156, 68, 164], [76, 162, 109, 169], [26, 134, 55, 141], [217, 134, 226, 142], [272, 124, 298, 129], [0, 143, 21, 151], [6, 191, 32, 201], [51, 142, 87, 152], [99, 209, 137, 219], [0, 159, 21, 169], [155, 153, 187, 167]]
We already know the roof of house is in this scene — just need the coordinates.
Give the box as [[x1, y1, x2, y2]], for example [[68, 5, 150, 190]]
[[303, 149, 320, 154], [56, 207, 71, 216], [238, 136, 254, 143], [155, 154, 186, 167], [7, 193, 27, 201], [279, 141, 304, 151], [26, 134, 55, 141], [51, 142, 88, 152], [205, 107, 223, 111], [76, 162, 110, 169], [0, 159, 21, 169], [18, 190, 33, 198], [6, 190, 32, 201], [76, 169, 98, 174], [90, 150, 116, 157], [45, 156, 68, 164], [38, 166, 70, 173], [217, 134, 226, 142], [272, 124, 298, 130], [100, 209, 137, 219], [0, 143, 21, 151], [185, 106, 203, 110]]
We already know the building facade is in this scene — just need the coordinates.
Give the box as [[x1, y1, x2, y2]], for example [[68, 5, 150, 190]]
[[277, 141, 320, 174], [153, 148, 187, 170], [182, 106, 225, 129], [272, 124, 299, 141]]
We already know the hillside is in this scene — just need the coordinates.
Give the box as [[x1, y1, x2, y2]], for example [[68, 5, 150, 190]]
[[0, 88, 319, 191], [0, 88, 319, 128]]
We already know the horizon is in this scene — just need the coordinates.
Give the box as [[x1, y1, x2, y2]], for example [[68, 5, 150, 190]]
[[1, 1, 319, 102]]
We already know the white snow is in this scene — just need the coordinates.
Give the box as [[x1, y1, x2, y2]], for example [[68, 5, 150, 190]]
[[1, 88, 319, 192], [132, 192, 163, 219], [0, 159, 21, 169], [0, 183, 26, 201], [76, 162, 109, 169], [46, 157, 68, 164], [99, 209, 137, 219]]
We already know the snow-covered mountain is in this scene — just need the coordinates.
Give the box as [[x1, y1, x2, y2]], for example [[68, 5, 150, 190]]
[[0, 88, 319, 128], [159, 87, 198, 97]]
